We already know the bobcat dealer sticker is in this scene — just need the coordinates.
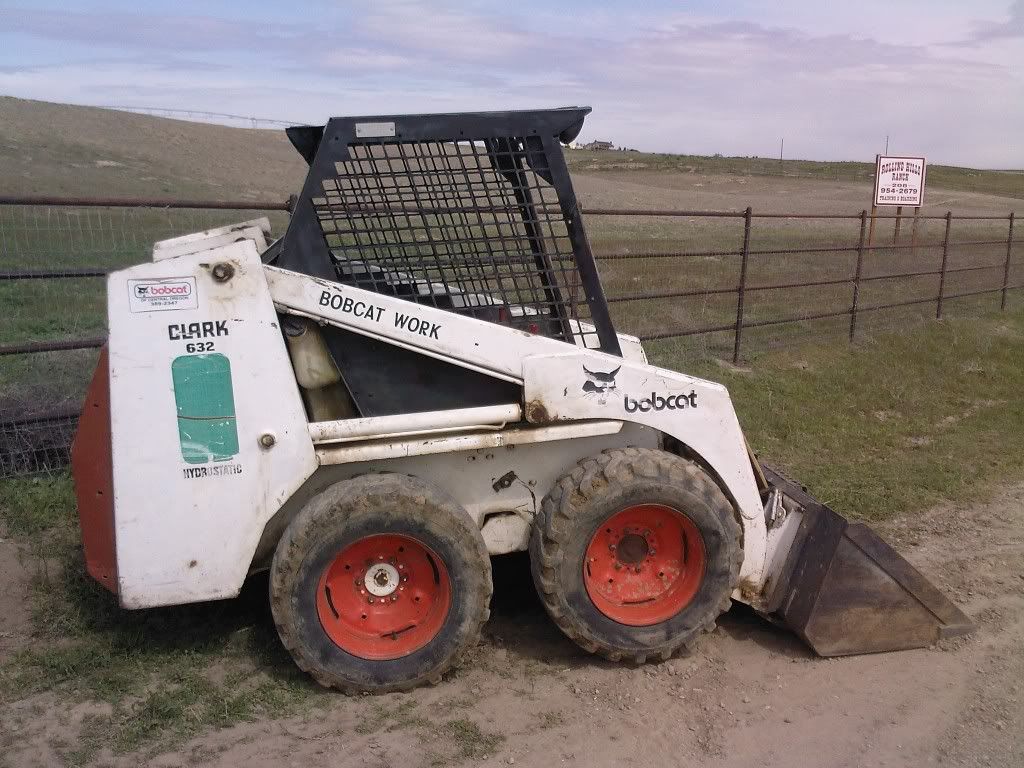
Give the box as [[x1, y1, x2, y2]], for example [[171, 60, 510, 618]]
[[128, 277, 198, 313]]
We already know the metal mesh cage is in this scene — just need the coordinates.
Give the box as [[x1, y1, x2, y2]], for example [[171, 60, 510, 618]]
[[315, 138, 591, 345], [279, 110, 619, 355]]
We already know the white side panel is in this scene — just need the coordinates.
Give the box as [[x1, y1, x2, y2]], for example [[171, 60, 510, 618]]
[[521, 352, 769, 593], [288, 423, 660, 558], [151, 218, 271, 261], [264, 266, 770, 594], [107, 243, 317, 608], [568, 319, 647, 363]]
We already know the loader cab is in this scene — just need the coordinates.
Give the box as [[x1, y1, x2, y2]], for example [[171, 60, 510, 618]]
[[272, 108, 621, 418]]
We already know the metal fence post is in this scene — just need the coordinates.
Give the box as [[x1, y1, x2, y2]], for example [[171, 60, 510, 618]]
[[732, 207, 753, 364], [936, 211, 952, 319], [849, 210, 868, 341], [1001, 212, 1015, 310]]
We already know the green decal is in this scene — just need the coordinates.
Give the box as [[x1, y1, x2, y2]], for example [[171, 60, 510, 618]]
[[171, 353, 239, 464]]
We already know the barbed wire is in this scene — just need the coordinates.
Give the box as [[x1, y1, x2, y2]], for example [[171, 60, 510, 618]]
[[93, 105, 304, 129]]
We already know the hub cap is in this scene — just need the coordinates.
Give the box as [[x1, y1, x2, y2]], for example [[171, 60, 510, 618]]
[[584, 504, 706, 626], [364, 562, 400, 597], [316, 534, 451, 660]]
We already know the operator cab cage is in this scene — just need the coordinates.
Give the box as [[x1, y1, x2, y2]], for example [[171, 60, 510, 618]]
[[272, 107, 621, 417], [276, 107, 617, 347]]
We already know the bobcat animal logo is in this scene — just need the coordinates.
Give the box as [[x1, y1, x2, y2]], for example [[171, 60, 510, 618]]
[[582, 365, 621, 394]]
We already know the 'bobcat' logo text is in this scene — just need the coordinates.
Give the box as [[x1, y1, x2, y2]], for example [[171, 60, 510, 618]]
[[624, 391, 698, 413]]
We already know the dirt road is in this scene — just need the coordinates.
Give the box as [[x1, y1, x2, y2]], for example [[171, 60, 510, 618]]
[[3, 481, 1022, 768]]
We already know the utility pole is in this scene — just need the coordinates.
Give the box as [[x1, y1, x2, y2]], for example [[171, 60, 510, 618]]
[[779, 137, 784, 162], [885, 135, 889, 154]]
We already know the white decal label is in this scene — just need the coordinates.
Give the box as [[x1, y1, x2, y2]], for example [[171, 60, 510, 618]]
[[128, 277, 198, 313], [355, 121, 396, 138]]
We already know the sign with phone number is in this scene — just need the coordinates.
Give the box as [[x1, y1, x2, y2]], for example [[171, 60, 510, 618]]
[[874, 155, 926, 206]]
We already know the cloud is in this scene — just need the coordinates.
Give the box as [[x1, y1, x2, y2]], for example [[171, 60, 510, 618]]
[[0, 2, 1021, 167], [968, 0, 1024, 40]]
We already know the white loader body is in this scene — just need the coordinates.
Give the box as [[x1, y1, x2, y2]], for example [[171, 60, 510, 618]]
[[99, 226, 777, 609], [73, 108, 972, 688]]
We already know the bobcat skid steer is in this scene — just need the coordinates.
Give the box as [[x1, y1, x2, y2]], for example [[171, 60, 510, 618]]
[[71, 108, 972, 692]]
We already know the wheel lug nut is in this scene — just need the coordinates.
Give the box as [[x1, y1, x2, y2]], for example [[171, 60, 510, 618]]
[[609, 544, 617, 551], [614, 563, 621, 570], [634, 566, 642, 574], [391, 596, 398, 602], [368, 597, 374, 604]]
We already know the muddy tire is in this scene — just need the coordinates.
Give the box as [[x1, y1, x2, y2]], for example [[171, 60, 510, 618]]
[[530, 447, 742, 662], [270, 473, 492, 693]]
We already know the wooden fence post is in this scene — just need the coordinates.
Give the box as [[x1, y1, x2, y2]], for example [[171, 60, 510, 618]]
[[910, 206, 920, 258], [732, 206, 753, 364], [850, 210, 868, 341], [936, 211, 952, 319], [1001, 212, 1015, 311]]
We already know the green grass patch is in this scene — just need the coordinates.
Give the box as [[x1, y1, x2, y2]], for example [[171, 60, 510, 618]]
[[669, 306, 1024, 521], [441, 718, 505, 761], [0, 475, 75, 540], [566, 150, 1024, 200], [0, 473, 324, 760]]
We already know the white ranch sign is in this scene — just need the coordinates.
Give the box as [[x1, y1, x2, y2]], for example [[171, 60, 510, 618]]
[[874, 155, 926, 206]]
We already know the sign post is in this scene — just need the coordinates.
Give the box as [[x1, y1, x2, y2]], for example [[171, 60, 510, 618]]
[[872, 154, 926, 251], [874, 155, 927, 207]]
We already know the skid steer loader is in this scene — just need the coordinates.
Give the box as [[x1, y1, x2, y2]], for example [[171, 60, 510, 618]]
[[71, 108, 973, 692]]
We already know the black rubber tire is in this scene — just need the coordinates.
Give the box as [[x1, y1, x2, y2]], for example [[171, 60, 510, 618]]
[[530, 447, 742, 663], [269, 473, 492, 693]]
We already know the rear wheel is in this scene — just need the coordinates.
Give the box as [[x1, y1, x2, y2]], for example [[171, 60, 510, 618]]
[[270, 473, 491, 693], [530, 447, 742, 662]]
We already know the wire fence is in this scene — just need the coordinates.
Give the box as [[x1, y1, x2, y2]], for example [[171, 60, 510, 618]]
[[0, 196, 1019, 477]]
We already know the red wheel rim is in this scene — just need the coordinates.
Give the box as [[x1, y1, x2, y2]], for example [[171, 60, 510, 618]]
[[316, 534, 451, 660], [584, 504, 706, 626]]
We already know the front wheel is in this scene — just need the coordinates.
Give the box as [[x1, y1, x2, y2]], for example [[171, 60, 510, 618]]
[[270, 473, 492, 693], [530, 447, 742, 662]]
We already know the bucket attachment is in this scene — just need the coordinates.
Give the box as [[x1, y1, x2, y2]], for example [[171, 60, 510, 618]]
[[762, 466, 974, 656]]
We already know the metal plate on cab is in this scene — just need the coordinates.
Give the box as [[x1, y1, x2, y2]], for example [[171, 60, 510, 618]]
[[355, 121, 396, 138]]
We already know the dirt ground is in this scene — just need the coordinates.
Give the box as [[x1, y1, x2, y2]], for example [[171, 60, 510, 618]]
[[3, 482, 1023, 768]]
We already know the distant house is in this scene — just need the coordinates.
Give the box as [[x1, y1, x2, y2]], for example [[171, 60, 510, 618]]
[[581, 140, 614, 151]]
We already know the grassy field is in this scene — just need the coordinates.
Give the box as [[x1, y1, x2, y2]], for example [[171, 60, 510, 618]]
[[3, 305, 1024, 762], [0, 97, 304, 200], [0, 97, 1022, 451], [566, 150, 1024, 200]]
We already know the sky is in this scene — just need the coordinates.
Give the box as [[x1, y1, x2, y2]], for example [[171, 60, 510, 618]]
[[0, 0, 1022, 168]]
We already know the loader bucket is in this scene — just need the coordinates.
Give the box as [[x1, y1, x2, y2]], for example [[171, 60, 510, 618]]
[[762, 466, 974, 656]]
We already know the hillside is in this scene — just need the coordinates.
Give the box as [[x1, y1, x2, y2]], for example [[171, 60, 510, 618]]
[[0, 97, 1021, 205], [0, 97, 306, 199], [565, 150, 1024, 200]]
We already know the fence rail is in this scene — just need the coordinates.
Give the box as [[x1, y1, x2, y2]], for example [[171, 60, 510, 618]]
[[0, 195, 1019, 477]]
